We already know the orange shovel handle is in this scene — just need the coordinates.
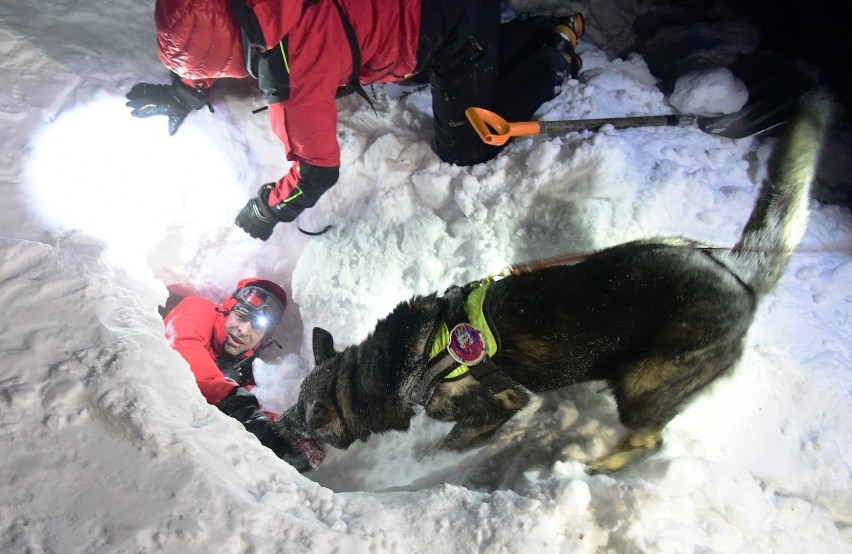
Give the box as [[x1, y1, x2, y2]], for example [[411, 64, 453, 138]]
[[466, 107, 706, 146], [464, 107, 541, 146]]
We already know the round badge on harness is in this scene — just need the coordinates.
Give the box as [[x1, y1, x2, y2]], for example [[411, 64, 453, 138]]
[[447, 323, 486, 365]]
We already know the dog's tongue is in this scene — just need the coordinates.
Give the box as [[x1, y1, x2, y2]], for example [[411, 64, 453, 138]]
[[297, 438, 325, 470]]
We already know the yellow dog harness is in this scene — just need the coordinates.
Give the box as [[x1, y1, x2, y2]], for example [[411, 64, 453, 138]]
[[428, 281, 497, 380]]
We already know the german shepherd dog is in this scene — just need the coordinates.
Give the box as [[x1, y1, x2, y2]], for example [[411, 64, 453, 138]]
[[279, 92, 835, 472]]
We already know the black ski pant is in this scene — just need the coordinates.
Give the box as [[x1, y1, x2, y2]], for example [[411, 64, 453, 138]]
[[417, 0, 570, 166]]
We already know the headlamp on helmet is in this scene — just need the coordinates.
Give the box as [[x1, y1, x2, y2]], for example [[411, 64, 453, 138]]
[[232, 285, 284, 331]]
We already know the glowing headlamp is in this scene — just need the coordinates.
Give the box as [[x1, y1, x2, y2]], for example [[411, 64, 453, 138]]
[[232, 285, 284, 331]]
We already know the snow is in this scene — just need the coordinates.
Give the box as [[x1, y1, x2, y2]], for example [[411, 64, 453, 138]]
[[669, 68, 749, 115], [2, 1, 851, 552]]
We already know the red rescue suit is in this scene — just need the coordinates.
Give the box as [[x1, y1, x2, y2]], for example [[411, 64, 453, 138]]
[[163, 277, 286, 415], [155, 0, 420, 210], [154, 0, 570, 222]]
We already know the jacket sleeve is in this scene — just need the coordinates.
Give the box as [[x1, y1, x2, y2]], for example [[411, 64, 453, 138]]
[[164, 297, 237, 405], [265, 94, 340, 206]]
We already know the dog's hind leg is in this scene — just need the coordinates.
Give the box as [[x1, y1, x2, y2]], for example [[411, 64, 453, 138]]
[[424, 378, 531, 452], [592, 339, 745, 472]]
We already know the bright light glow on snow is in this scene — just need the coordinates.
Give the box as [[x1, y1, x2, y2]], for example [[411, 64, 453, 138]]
[[25, 91, 247, 269]]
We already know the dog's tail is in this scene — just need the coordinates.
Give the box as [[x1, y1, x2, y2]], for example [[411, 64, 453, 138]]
[[721, 90, 837, 297]]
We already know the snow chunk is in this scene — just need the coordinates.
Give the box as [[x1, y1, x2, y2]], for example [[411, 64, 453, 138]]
[[670, 68, 749, 115]]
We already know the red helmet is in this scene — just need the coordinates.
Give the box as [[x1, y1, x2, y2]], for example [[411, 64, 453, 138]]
[[155, 0, 249, 80], [228, 278, 288, 331]]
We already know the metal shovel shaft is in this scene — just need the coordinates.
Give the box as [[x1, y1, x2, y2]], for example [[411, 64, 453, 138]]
[[465, 65, 811, 145], [538, 114, 697, 135]]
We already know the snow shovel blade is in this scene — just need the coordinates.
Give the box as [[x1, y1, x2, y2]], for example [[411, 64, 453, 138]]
[[694, 88, 802, 138], [465, 93, 796, 145]]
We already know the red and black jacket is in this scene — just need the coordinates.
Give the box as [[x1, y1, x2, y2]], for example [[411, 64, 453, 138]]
[[163, 277, 286, 416], [155, 0, 421, 212], [163, 295, 249, 404]]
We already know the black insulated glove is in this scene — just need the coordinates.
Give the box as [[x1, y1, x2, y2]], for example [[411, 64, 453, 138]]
[[235, 183, 301, 241], [217, 387, 311, 471], [235, 184, 279, 241], [125, 73, 211, 136]]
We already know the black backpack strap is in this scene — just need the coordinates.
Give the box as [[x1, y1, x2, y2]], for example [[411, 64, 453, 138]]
[[232, 0, 375, 111], [229, 0, 267, 52], [329, 0, 377, 114], [465, 355, 517, 395]]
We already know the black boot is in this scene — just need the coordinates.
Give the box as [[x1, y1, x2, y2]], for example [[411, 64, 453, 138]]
[[557, 12, 585, 40], [552, 14, 584, 78]]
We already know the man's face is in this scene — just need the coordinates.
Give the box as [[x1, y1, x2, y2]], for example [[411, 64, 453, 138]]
[[223, 309, 266, 356]]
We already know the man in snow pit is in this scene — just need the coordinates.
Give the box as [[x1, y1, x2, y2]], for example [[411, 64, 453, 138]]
[[164, 278, 323, 472], [126, 0, 584, 240]]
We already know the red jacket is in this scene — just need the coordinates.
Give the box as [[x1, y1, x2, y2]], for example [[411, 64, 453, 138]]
[[164, 295, 246, 406], [155, 0, 421, 203], [163, 278, 288, 412]]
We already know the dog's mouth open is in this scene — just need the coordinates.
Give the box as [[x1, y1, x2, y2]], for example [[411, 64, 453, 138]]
[[297, 437, 326, 470]]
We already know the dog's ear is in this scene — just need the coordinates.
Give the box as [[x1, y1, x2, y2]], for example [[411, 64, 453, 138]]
[[312, 327, 336, 364], [305, 399, 335, 431]]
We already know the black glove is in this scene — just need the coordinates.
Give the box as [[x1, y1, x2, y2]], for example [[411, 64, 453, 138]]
[[235, 184, 301, 241], [125, 73, 211, 136], [235, 184, 279, 241], [217, 387, 311, 471]]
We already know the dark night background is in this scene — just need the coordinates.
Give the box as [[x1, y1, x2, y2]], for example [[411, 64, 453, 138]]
[[608, 0, 851, 204]]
